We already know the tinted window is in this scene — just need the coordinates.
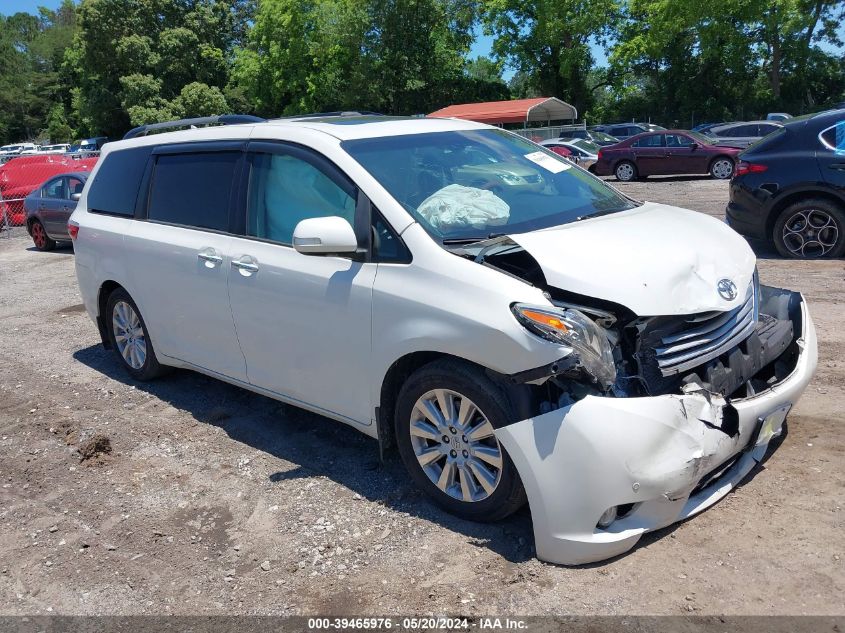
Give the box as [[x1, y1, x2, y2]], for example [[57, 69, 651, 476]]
[[148, 152, 240, 231], [609, 127, 627, 136], [372, 212, 411, 263], [246, 151, 356, 246], [729, 125, 756, 136], [43, 177, 65, 199], [87, 146, 153, 216], [758, 124, 779, 135], [633, 134, 663, 147]]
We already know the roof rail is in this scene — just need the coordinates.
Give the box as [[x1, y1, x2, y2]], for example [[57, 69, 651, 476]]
[[123, 114, 266, 140], [278, 111, 386, 120]]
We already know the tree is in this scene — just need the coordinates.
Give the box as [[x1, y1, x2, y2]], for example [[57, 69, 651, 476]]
[[480, 0, 622, 114], [65, 0, 252, 138]]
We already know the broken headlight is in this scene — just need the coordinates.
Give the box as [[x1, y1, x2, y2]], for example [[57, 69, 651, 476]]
[[511, 304, 617, 388]]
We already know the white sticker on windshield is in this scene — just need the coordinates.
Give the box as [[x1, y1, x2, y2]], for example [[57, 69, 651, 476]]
[[524, 151, 570, 173]]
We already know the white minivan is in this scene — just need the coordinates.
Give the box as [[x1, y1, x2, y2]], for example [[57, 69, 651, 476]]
[[70, 114, 817, 565]]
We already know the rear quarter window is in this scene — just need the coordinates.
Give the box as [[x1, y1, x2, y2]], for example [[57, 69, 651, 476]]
[[86, 146, 154, 216], [820, 121, 845, 152]]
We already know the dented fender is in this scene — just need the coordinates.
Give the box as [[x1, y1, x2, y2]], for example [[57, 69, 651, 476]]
[[496, 292, 817, 565]]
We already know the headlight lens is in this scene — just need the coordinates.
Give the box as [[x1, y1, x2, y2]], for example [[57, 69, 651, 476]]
[[512, 303, 617, 388]]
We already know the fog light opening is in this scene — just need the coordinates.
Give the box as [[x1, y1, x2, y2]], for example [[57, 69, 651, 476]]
[[597, 506, 618, 529]]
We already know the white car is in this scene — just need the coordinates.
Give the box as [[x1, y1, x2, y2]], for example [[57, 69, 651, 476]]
[[540, 138, 599, 171], [70, 114, 817, 565], [39, 143, 71, 154]]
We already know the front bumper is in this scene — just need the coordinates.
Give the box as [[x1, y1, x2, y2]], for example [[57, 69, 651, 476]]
[[496, 288, 817, 565]]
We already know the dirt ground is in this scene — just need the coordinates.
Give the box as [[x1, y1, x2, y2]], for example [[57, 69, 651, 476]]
[[0, 176, 843, 616]]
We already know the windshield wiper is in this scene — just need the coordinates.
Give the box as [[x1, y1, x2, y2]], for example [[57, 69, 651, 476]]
[[442, 232, 505, 245]]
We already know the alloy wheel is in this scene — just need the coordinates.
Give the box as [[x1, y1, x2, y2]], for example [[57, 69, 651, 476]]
[[781, 208, 840, 258], [112, 301, 147, 370], [409, 389, 503, 503]]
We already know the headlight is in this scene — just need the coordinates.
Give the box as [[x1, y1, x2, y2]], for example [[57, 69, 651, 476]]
[[499, 173, 523, 184], [512, 303, 617, 388]]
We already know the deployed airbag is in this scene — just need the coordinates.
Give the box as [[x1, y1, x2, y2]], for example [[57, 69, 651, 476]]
[[417, 184, 509, 231]]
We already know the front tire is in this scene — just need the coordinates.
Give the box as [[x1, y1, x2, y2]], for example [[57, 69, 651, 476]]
[[105, 288, 168, 380], [709, 157, 734, 179], [615, 161, 637, 182], [30, 220, 56, 251], [772, 199, 845, 259], [395, 359, 526, 522]]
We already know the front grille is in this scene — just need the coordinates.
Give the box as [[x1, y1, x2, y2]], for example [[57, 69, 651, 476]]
[[653, 281, 758, 376]]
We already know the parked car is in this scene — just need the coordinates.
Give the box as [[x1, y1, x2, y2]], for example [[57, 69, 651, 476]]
[[69, 137, 108, 154], [23, 172, 88, 250], [542, 139, 599, 171], [591, 123, 649, 140], [727, 108, 845, 259], [592, 130, 742, 181], [39, 143, 71, 154], [0, 143, 38, 157], [0, 155, 98, 226], [539, 141, 574, 159], [693, 121, 739, 135], [71, 113, 815, 566], [709, 121, 783, 148], [561, 129, 620, 147]]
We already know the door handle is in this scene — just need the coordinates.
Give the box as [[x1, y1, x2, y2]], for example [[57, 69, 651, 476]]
[[829, 163, 845, 171], [197, 249, 223, 267], [231, 257, 259, 274]]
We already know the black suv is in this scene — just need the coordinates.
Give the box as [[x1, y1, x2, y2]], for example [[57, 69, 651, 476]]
[[727, 109, 845, 258]]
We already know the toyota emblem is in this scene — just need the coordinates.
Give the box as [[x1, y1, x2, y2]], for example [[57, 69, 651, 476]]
[[717, 278, 738, 301]]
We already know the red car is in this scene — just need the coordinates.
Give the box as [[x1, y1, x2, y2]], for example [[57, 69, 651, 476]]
[[1, 155, 98, 226], [592, 130, 743, 181]]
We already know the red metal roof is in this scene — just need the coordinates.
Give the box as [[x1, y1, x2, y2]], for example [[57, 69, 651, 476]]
[[428, 97, 577, 125]]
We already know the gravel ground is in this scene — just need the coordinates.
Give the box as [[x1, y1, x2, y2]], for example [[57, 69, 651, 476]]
[[0, 177, 843, 616]]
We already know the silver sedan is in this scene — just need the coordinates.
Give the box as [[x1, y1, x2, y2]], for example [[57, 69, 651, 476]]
[[24, 172, 88, 251]]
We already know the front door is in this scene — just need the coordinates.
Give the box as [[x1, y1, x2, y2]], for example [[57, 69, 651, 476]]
[[664, 134, 706, 175], [39, 176, 68, 235], [227, 142, 376, 426]]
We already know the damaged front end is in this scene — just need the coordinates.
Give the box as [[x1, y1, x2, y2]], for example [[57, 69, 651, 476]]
[[452, 242, 817, 566], [493, 284, 816, 565]]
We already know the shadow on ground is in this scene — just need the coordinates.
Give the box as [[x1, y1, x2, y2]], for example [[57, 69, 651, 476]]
[[73, 343, 536, 564]]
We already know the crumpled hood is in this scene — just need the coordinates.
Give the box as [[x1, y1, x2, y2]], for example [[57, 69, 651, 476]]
[[508, 202, 756, 316]]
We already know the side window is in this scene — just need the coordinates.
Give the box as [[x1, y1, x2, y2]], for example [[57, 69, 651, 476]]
[[87, 146, 154, 216], [633, 134, 663, 147], [820, 121, 845, 151], [666, 134, 693, 147], [758, 124, 778, 135], [372, 212, 411, 263], [147, 151, 240, 231], [43, 177, 65, 199], [245, 151, 356, 246], [610, 127, 626, 136], [67, 176, 85, 199]]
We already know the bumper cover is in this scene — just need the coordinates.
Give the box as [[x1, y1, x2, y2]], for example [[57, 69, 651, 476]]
[[495, 289, 817, 565]]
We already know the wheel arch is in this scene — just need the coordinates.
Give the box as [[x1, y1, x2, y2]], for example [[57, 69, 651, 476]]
[[376, 351, 533, 459], [766, 189, 845, 241], [96, 280, 125, 349]]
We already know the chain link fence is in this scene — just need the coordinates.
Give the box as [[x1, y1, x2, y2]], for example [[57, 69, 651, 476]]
[[1, 152, 99, 242]]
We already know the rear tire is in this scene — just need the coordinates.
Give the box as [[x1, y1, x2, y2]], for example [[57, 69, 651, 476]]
[[105, 288, 169, 381], [30, 220, 56, 251], [709, 157, 734, 179], [615, 161, 637, 182], [772, 198, 845, 259], [395, 359, 527, 522]]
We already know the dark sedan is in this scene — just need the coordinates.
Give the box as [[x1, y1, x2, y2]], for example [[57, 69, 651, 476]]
[[727, 108, 845, 259], [24, 171, 87, 250], [592, 130, 743, 181]]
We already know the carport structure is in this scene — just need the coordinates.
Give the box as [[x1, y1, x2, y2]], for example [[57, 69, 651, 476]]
[[428, 97, 578, 126]]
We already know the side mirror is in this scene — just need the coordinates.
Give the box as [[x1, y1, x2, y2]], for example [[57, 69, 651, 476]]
[[71, 193, 82, 202], [293, 216, 358, 255], [689, 142, 699, 150]]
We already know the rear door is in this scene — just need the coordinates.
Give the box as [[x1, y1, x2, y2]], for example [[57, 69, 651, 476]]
[[630, 133, 666, 174], [123, 143, 248, 381], [818, 119, 845, 192], [226, 141, 377, 426], [38, 176, 68, 235]]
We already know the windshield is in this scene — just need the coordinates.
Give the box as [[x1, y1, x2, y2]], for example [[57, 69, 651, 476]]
[[343, 129, 636, 242], [685, 130, 717, 144], [572, 139, 600, 154], [592, 132, 617, 142]]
